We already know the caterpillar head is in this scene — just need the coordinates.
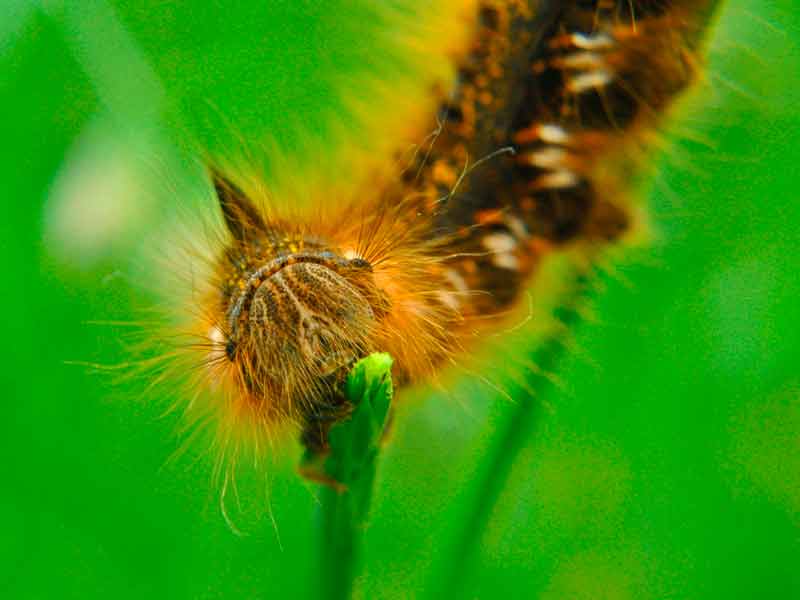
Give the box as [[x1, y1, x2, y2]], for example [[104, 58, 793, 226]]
[[209, 171, 388, 426]]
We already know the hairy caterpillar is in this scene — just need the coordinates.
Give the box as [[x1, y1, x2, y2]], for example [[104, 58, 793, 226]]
[[170, 0, 721, 469]]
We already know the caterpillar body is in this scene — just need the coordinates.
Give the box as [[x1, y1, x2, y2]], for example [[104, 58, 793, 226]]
[[189, 1, 721, 460]]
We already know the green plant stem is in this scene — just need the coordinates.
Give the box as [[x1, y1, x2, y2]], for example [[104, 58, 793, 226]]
[[315, 439, 376, 600], [303, 353, 393, 600], [426, 274, 591, 598], [318, 456, 379, 600], [319, 485, 356, 600]]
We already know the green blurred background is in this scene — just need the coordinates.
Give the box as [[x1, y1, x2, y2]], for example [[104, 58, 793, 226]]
[[2, 1, 798, 597]]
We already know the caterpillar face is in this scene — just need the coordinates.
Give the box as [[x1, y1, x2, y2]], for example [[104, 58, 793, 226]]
[[224, 252, 377, 391], [211, 173, 387, 423]]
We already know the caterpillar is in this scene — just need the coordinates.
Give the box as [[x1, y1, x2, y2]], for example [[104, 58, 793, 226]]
[[182, 0, 721, 465]]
